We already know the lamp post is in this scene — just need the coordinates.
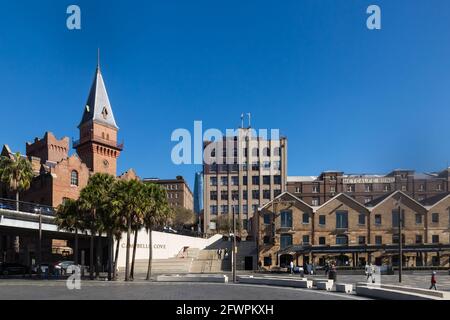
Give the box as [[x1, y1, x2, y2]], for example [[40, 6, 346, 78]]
[[34, 207, 42, 272], [395, 197, 403, 283], [232, 205, 237, 283]]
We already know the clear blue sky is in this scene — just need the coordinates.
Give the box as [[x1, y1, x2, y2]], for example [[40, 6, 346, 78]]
[[1, 1, 450, 189]]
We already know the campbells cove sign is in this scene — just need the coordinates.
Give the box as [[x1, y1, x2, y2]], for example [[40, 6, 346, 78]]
[[121, 243, 166, 249], [343, 177, 395, 184]]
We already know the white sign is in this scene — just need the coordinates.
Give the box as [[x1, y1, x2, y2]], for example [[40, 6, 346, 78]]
[[343, 177, 395, 184]]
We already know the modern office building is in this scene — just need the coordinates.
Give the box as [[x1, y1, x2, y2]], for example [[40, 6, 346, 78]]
[[202, 127, 288, 237], [257, 190, 450, 269], [143, 176, 194, 211]]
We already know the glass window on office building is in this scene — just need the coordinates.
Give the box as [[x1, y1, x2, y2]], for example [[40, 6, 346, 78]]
[[243, 190, 248, 200], [252, 176, 260, 185], [263, 175, 270, 185], [231, 190, 239, 200], [231, 176, 239, 186], [274, 189, 281, 197], [263, 190, 271, 199], [221, 191, 228, 200], [263, 161, 271, 170], [263, 213, 271, 225], [319, 237, 326, 245], [280, 210, 293, 228], [274, 175, 281, 185], [221, 176, 229, 186], [336, 211, 348, 229], [252, 190, 259, 199], [210, 177, 217, 186], [210, 205, 218, 215], [280, 234, 292, 249], [210, 191, 217, 201], [252, 162, 259, 171], [243, 176, 248, 185], [243, 205, 248, 214], [220, 205, 229, 214]]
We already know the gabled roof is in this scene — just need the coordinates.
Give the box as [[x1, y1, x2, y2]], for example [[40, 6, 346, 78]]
[[79, 66, 118, 130], [316, 193, 369, 213], [365, 190, 425, 211], [259, 191, 313, 211], [421, 193, 450, 209]]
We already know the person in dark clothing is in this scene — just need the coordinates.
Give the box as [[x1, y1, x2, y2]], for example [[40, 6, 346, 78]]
[[430, 271, 437, 290]]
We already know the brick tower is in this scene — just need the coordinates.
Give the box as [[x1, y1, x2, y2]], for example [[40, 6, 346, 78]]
[[74, 62, 122, 176]]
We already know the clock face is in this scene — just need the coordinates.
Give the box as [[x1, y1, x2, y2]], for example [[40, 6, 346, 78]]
[[103, 159, 109, 168]]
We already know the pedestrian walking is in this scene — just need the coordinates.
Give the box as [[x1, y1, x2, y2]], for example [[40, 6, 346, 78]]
[[290, 261, 294, 275], [429, 271, 437, 290], [217, 248, 222, 260]]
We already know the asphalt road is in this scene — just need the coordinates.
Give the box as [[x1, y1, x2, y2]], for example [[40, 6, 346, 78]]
[[0, 280, 367, 300]]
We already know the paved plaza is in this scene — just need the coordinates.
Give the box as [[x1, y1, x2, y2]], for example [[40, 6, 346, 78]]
[[0, 279, 365, 300]]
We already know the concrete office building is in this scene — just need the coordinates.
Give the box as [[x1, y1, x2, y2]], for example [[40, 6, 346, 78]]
[[202, 127, 287, 237]]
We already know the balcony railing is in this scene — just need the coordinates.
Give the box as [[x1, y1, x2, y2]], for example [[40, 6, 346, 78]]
[[0, 198, 56, 216], [73, 132, 124, 150]]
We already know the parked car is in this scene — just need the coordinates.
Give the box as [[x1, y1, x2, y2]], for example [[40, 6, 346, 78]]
[[0, 263, 29, 275], [54, 261, 75, 274], [0, 202, 15, 210], [31, 263, 53, 274]]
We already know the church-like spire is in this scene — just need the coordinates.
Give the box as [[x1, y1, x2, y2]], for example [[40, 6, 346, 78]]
[[78, 58, 118, 130]]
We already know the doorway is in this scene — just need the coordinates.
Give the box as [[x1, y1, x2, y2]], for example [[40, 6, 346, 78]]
[[244, 256, 253, 270]]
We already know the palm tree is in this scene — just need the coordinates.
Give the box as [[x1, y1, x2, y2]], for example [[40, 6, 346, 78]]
[[78, 173, 116, 280], [112, 179, 145, 281], [55, 199, 84, 266], [144, 183, 172, 280], [0, 152, 34, 210]]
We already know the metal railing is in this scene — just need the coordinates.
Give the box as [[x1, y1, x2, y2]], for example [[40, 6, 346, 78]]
[[0, 198, 56, 216]]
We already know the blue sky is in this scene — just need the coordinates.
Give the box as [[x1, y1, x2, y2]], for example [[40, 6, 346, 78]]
[[0, 1, 450, 189]]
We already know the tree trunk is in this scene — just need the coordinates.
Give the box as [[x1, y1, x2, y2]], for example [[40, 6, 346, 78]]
[[89, 232, 94, 280], [146, 228, 153, 280], [107, 231, 113, 281], [96, 231, 102, 279], [74, 229, 79, 265], [125, 220, 131, 281], [130, 228, 138, 280], [15, 191, 19, 211], [113, 236, 120, 281]]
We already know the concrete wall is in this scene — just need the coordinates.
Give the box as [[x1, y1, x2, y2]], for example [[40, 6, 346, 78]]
[[115, 230, 222, 268]]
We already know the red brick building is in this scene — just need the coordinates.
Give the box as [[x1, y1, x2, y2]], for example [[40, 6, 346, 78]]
[[1, 64, 127, 207]]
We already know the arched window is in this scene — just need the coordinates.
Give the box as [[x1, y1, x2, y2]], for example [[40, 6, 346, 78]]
[[70, 170, 79, 186]]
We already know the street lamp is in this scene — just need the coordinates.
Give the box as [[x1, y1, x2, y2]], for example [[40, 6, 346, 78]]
[[34, 207, 42, 273], [232, 205, 237, 283]]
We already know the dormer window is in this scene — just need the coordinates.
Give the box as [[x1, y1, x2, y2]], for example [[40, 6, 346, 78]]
[[102, 107, 108, 119]]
